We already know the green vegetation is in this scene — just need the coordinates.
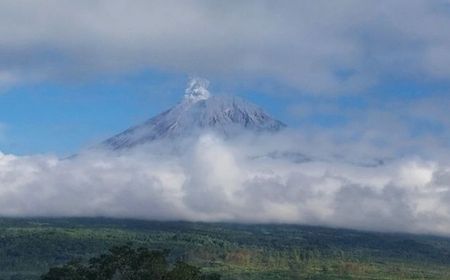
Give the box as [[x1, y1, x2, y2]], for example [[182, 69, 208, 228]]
[[41, 245, 220, 280], [0, 218, 449, 279]]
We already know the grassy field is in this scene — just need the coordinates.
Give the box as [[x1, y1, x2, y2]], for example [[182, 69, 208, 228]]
[[0, 218, 449, 279]]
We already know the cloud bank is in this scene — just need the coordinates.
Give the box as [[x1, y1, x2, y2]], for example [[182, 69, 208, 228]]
[[1, 132, 450, 236], [2, 0, 450, 93]]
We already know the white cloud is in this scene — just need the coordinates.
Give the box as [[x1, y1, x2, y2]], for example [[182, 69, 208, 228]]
[[0, 132, 450, 235], [1, 0, 450, 93]]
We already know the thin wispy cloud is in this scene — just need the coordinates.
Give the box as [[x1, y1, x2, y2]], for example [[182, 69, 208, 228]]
[[1, 0, 450, 94]]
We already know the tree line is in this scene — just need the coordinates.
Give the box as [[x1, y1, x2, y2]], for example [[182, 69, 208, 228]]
[[41, 245, 221, 280]]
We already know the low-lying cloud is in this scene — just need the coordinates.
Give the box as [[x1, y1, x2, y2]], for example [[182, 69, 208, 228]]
[[1, 131, 449, 236]]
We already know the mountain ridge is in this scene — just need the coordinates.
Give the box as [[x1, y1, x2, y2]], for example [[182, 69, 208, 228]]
[[103, 78, 286, 150]]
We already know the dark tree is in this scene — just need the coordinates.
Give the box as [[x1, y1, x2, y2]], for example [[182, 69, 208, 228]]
[[40, 246, 220, 280]]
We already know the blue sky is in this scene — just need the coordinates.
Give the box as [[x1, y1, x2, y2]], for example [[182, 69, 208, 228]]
[[0, 72, 184, 155], [0, 72, 293, 155], [0, 1, 449, 156], [1, 72, 448, 156]]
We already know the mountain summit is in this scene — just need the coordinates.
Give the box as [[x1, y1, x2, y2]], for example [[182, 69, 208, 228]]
[[104, 78, 286, 149]]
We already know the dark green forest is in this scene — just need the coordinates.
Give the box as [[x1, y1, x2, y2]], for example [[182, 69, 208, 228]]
[[40, 245, 220, 280], [0, 218, 450, 279]]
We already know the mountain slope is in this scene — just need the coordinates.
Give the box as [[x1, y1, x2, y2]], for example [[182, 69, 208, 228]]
[[103, 78, 285, 149], [3, 218, 450, 280]]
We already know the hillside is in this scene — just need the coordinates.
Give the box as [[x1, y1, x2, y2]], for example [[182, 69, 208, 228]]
[[1, 218, 450, 280]]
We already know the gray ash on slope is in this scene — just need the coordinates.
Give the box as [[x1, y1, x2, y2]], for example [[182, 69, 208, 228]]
[[104, 78, 285, 150]]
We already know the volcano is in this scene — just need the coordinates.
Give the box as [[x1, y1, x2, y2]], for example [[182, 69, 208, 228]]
[[103, 78, 285, 150]]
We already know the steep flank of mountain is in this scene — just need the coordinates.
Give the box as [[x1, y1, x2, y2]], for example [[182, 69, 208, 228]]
[[103, 78, 285, 149]]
